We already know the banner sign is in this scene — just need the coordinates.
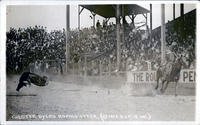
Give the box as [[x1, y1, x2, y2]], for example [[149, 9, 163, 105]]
[[127, 71, 157, 83], [127, 69, 195, 84], [178, 69, 195, 83]]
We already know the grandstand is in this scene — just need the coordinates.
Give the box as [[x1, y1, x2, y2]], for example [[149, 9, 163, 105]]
[[6, 6, 196, 77], [68, 8, 196, 76]]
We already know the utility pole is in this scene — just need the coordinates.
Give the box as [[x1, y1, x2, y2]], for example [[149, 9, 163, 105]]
[[161, 4, 166, 64], [66, 5, 70, 72], [150, 4, 152, 42], [116, 5, 121, 72]]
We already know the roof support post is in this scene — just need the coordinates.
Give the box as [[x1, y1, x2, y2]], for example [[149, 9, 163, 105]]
[[92, 13, 96, 28], [105, 18, 110, 25], [161, 4, 166, 64], [173, 4, 175, 20], [180, 3, 185, 37], [180, 3, 184, 17], [90, 12, 96, 28], [78, 5, 80, 30], [78, 6, 84, 30], [122, 5, 125, 49], [66, 5, 70, 72], [116, 5, 121, 72], [133, 15, 136, 28], [142, 13, 148, 30], [145, 13, 148, 31], [129, 14, 136, 28], [150, 4, 152, 42]]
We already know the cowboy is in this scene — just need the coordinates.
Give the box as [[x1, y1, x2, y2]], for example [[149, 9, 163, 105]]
[[162, 42, 177, 80]]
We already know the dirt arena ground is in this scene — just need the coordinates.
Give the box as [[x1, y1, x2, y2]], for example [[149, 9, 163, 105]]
[[6, 74, 195, 121]]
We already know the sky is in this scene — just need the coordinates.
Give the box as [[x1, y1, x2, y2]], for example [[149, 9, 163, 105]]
[[6, 4, 196, 32]]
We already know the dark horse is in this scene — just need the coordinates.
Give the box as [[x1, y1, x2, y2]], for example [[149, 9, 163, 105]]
[[155, 56, 185, 96], [16, 72, 48, 92]]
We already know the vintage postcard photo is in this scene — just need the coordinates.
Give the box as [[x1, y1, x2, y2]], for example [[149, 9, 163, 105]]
[[5, 3, 196, 122]]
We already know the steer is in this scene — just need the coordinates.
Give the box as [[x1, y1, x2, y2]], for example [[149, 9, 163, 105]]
[[16, 72, 48, 92]]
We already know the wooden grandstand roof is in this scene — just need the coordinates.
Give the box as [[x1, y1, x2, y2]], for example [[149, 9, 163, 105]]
[[81, 4, 149, 18]]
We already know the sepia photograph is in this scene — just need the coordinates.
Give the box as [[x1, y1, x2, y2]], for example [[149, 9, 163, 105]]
[[5, 3, 196, 122]]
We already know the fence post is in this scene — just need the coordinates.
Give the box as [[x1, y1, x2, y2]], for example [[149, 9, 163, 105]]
[[84, 55, 87, 78], [99, 60, 102, 78], [78, 61, 80, 76], [147, 61, 152, 71], [109, 58, 111, 77], [126, 59, 129, 81], [73, 63, 75, 81]]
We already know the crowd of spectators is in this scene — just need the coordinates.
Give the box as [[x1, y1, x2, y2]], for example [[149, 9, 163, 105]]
[[6, 10, 196, 75], [69, 10, 196, 74], [69, 21, 160, 73], [6, 26, 66, 74]]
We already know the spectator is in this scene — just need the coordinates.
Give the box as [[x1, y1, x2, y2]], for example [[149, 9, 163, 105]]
[[96, 20, 101, 29]]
